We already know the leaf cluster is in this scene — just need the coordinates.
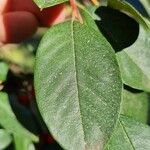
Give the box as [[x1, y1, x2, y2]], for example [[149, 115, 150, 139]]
[[0, 0, 150, 149]]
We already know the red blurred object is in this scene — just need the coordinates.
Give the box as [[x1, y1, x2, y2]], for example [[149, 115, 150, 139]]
[[0, 1, 65, 43], [8, 0, 65, 26], [40, 133, 55, 144], [39, 4, 65, 26], [18, 95, 30, 105], [31, 86, 35, 97]]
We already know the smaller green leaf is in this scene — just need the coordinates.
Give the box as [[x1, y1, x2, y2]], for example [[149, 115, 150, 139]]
[[117, 25, 150, 92], [0, 62, 9, 82], [105, 115, 150, 150], [0, 129, 12, 150], [14, 135, 35, 150], [121, 89, 148, 123], [108, 0, 150, 31], [0, 92, 38, 142], [33, 0, 67, 8]]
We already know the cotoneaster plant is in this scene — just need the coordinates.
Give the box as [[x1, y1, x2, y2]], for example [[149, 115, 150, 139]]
[[33, 0, 150, 149], [0, 0, 150, 149]]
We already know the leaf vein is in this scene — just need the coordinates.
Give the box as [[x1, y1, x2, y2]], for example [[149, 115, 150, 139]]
[[71, 21, 86, 146], [119, 119, 135, 150]]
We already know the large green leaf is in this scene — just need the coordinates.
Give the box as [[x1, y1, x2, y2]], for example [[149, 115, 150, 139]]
[[0, 129, 12, 149], [0, 92, 38, 142], [121, 89, 148, 123], [35, 21, 122, 149], [107, 0, 150, 31], [0, 62, 9, 82], [105, 115, 150, 150], [117, 25, 150, 91], [33, 0, 67, 8]]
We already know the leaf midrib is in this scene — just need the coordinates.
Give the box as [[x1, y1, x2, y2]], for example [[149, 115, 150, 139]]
[[71, 21, 86, 145], [119, 119, 135, 150]]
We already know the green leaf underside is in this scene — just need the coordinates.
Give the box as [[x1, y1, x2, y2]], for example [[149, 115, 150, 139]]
[[121, 89, 148, 123], [108, 0, 150, 31], [0, 62, 9, 82], [117, 25, 150, 92], [0, 92, 38, 142], [0, 129, 12, 149], [35, 21, 122, 149], [105, 115, 150, 150], [33, 0, 68, 8]]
